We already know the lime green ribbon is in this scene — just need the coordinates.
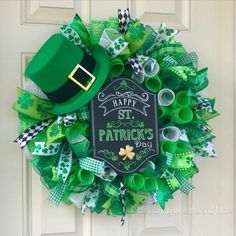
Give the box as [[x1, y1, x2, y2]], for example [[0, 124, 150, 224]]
[[171, 151, 194, 169], [125, 20, 156, 55], [13, 88, 54, 120], [89, 18, 119, 45]]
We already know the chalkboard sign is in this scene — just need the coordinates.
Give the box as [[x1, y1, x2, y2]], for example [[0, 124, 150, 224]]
[[90, 78, 159, 174]]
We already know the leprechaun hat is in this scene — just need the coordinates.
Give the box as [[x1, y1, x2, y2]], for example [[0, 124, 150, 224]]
[[25, 33, 110, 115]]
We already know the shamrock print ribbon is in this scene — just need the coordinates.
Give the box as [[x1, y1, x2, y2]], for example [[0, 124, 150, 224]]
[[99, 28, 130, 59], [81, 183, 100, 213], [32, 142, 61, 156], [57, 143, 73, 182], [146, 22, 179, 54], [60, 14, 90, 53]]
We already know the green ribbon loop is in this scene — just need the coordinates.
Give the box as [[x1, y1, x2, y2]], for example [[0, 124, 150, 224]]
[[65, 124, 90, 157], [160, 66, 197, 91]]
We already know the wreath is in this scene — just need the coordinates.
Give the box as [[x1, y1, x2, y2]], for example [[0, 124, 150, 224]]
[[13, 9, 218, 224]]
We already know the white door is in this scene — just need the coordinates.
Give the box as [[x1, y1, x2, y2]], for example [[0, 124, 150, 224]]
[[0, 1, 235, 236]]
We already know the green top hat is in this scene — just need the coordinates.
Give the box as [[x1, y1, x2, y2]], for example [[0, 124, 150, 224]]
[[25, 33, 110, 115]]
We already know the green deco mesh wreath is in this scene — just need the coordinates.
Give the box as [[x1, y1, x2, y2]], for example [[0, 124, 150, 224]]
[[13, 9, 218, 224]]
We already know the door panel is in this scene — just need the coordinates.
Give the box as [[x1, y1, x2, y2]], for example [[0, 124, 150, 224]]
[[0, 1, 235, 236]]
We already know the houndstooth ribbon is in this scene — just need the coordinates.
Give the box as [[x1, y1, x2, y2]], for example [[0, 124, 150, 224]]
[[118, 8, 131, 34], [14, 119, 53, 148]]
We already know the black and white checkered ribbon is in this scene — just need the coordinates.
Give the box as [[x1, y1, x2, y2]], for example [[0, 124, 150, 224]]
[[119, 182, 127, 226], [14, 119, 53, 148], [128, 57, 143, 74], [118, 8, 131, 34], [57, 113, 77, 127]]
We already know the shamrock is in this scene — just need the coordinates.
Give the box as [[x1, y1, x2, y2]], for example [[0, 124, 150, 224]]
[[49, 124, 60, 137], [120, 80, 128, 90], [129, 23, 145, 42], [66, 28, 72, 34], [17, 93, 34, 109], [119, 145, 135, 160], [166, 29, 174, 36], [42, 148, 48, 154], [35, 143, 42, 150], [68, 35, 74, 41], [60, 25, 67, 31], [114, 44, 121, 50], [74, 37, 80, 43]]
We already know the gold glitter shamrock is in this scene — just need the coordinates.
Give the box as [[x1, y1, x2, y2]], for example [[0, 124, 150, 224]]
[[119, 145, 135, 160]]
